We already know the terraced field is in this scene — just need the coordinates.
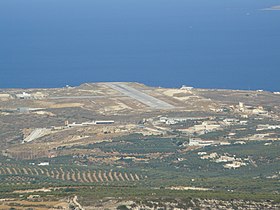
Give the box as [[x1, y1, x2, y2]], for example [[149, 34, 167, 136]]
[[0, 165, 144, 185]]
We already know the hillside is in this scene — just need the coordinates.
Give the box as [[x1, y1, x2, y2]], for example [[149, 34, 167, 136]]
[[0, 82, 279, 209]]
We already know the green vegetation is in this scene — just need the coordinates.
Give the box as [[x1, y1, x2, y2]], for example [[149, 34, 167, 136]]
[[0, 136, 279, 204]]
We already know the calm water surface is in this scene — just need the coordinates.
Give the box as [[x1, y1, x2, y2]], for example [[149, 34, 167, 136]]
[[0, 0, 279, 90]]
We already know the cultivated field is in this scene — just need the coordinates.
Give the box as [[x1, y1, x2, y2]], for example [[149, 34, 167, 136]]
[[0, 165, 144, 185]]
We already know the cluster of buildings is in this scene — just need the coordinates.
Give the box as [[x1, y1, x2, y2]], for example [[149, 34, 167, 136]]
[[157, 115, 250, 137], [179, 121, 221, 135], [188, 139, 245, 147], [233, 102, 269, 116], [223, 118, 247, 125], [198, 152, 247, 169], [15, 92, 47, 100]]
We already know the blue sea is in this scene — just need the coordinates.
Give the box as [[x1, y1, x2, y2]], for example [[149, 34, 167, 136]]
[[0, 0, 279, 91]]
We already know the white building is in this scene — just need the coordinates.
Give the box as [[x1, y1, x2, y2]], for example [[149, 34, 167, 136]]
[[180, 85, 194, 90], [38, 162, 49, 166], [94, 120, 114, 124], [16, 92, 32, 99], [189, 139, 214, 147]]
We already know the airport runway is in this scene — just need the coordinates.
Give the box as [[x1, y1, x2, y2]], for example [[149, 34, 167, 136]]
[[106, 83, 174, 109]]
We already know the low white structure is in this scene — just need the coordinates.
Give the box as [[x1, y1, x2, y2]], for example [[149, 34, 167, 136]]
[[68, 120, 115, 127], [16, 92, 32, 99], [32, 92, 47, 99], [257, 124, 280, 131], [189, 138, 214, 147], [224, 161, 247, 169], [194, 121, 221, 131], [159, 117, 168, 123], [198, 152, 207, 156], [223, 118, 239, 125], [38, 162, 49, 166], [179, 121, 221, 135], [160, 116, 210, 125], [252, 109, 268, 115], [240, 121, 248, 125], [68, 122, 84, 127], [180, 85, 194, 90], [215, 156, 235, 163], [200, 152, 218, 159], [234, 141, 246, 145], [160, 117, 189, 124], [94, 120, 115, 125], [220, 141, 231, 146]]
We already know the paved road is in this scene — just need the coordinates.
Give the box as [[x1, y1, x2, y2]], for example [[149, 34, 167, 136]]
[[49, 95, 123, 100], [49, 95, 105, 99], [106, 83, 174, 109]]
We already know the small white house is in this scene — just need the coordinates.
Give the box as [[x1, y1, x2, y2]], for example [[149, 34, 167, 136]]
[[38, 162, 49, 166], [180, 85, 194, 90]]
